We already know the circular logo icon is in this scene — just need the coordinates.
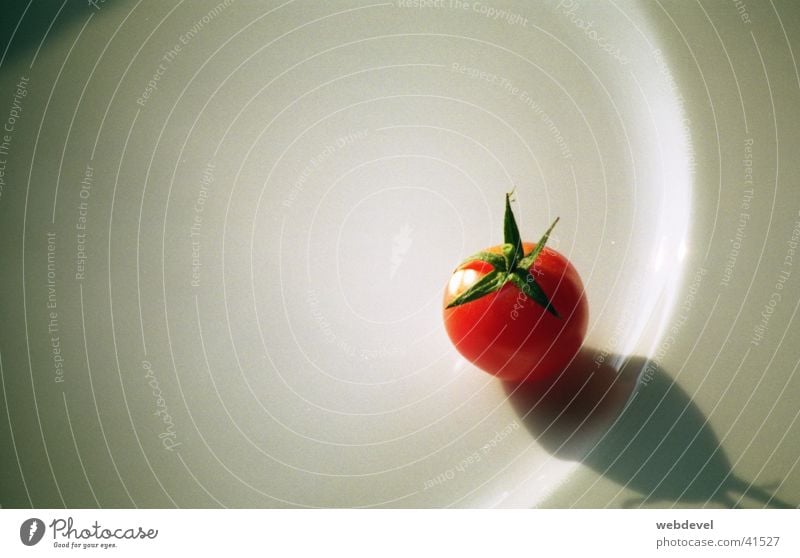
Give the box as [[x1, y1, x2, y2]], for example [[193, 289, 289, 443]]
[[20, 518, 45, 546]]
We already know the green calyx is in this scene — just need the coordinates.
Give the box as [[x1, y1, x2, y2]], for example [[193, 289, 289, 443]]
[[446, 192, 560, 317]]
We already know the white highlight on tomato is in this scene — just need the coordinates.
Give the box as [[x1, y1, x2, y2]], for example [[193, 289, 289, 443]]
[[448, 268, 479, 297]]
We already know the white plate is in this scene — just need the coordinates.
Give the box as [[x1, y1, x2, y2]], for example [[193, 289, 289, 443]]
[[0, 0, 797, 508]]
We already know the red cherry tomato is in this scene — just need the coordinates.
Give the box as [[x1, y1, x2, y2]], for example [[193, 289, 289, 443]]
[[442, 195, 588, 383]]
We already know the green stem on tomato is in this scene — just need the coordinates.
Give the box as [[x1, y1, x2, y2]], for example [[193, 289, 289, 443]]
[[446, 192, 560, 317]]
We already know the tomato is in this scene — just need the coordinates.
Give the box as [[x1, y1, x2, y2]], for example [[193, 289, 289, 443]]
[[443, 195, 588, 383]]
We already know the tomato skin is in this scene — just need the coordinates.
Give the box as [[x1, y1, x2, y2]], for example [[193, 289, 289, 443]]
[[443, 242, 588, 383]]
